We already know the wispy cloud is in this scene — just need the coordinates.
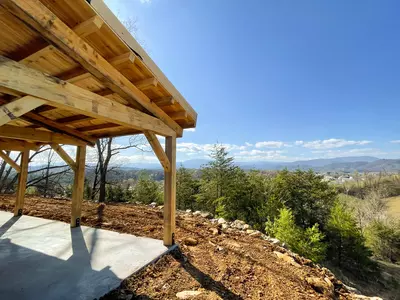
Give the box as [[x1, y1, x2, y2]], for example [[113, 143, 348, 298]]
[[390, 140, 400, 144], [302, 139, 372, 149], [255, 141, 286, 148], [185, 128, 196, 132]]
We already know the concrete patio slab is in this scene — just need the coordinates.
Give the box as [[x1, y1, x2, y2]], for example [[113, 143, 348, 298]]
[[0, 211, 169, 300]]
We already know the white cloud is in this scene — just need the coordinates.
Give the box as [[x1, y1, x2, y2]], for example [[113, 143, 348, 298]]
[[176, 142, 248, 154], [185, 128, 196, 132], [295, 141, 304, 146], [302, 139, 372, 149], [245, 142, 253, 147], [255, 141, 286, 148], [390, 140, 400, 144], [139, 0, 151, 3]]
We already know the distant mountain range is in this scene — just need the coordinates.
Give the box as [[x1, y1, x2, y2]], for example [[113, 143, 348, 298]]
[[123, 156, 400, 172]]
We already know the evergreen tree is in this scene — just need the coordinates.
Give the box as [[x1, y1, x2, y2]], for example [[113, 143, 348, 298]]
[[326, 201, 378, 278], [176, 166, 199, 210], [132, 177, 162, 204]]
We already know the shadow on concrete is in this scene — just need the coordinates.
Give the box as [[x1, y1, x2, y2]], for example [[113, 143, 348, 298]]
[[0, 215, 20, 237], [172, 249, 244, 300], [0, 223, 121, 300]]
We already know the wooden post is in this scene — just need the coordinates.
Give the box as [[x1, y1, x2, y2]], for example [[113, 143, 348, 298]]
[[163, 136, 176, 246], [14, 149, 29, 216], [71, 145, 86, 227]]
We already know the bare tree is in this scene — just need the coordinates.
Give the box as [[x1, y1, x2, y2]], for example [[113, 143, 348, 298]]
[[90, 136, 147, 202]]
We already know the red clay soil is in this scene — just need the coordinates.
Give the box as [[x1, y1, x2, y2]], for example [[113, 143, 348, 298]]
[[0, 195, 355, 299]]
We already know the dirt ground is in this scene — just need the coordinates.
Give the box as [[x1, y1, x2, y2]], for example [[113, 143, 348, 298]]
[[0, 195, 356, 299]]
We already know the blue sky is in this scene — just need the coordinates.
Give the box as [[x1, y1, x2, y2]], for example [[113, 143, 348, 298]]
[[102, 0, 400, 164]]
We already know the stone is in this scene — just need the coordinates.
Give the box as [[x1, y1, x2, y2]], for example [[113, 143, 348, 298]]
[[274, 251, 301, 267], [149, 202, 157, 208], [249, 230, 262, 237], [193, 211, 201, 216], [158, 205, 164, 209], [231, 220, 245, 229], [201, 212, 212, 219], [186, 209, 192, 213], [221, 223, 229, 230], [243, 224, 250, 230], [183, 237, 198, 246], [176, 290, 202, 299], [246, 229, 256, 234], [209, 228, 219, 235], [269, 238, 281, 245], [217, 218, 227, 224], [306, 276, 333, 296]]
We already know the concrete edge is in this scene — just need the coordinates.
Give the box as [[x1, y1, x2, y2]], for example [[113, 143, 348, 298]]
[[132, 244, 179, 276]]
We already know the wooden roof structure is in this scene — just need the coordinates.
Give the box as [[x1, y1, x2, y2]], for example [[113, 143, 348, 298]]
[[0, 0, 197, 246]]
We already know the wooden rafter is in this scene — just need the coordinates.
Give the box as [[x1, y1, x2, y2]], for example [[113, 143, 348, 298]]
[[0, 125, 87, 146], [0, 98, 96, 146], [170, 111, 188, 120], [0, 97, 45, 126], [50, 143, 76, 172], [154, 97, 176, 107], [3, 0, 183, 136], [0, 150, 21, 173], [0, 55, 176, 137], [135, 78, 158, 90], [20, 15, 104, 65], [144, 131, 171, 172]]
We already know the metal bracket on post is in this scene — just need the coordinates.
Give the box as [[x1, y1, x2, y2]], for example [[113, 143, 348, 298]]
[[17, 208, 22, 216], [76, 217, 80, 227], [172, 233, 175, 245]]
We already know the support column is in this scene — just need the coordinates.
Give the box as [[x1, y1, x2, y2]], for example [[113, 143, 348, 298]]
[[71, 145, 86, 227], [163, 136, 176, 246], [14, 149, 29, 216]]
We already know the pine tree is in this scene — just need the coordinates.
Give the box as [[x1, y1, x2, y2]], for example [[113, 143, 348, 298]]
[[176, 166, 199, 210]]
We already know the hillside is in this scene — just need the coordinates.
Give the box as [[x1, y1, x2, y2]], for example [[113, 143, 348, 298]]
[[0, 195, 384, 299], [122, 157, 400, 172]]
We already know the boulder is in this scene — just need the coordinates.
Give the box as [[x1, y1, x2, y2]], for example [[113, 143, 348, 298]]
[[249, 230, 262, 237], [221, 223, 229, 231], [176, 290, 202, 299], [306, 276, 334, 296], [217, 218, 227, 224], [149, 202, 157, 208], [231, 220, 245, 229], [243, 224, 250, 230], [273, 251, 301, 267], [201, 212, 212, 219], [186, 209, 192, 213], [193, 211, 201, 216], [183, 237, 198, 246]]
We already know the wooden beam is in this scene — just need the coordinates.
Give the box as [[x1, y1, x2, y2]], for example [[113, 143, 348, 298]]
[[50, 144, 76, 172], [135, 78, 158, 90], [0, 150, 21, 173], [72, 15, 104, 38], [22, 110, 96, 146], [144, 131, 170, 172], [0, 56, 176, 137], [3, 0, 183, 136], [20, 15, 104, 64], [170, 111, 188, 120], [56, 115, 93, 125], [0, 125, 87, 146], [77, 123, 120, 133], [71, 145, 86, 227], [0, 97, 45, 126], [62, 52, 135, 84], [163, 136, 176, 246], [0, 139, 40, 151], [14, 148, 29, 216], [154, 97, 176, 107]]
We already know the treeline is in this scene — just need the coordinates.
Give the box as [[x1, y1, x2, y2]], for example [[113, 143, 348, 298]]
[[175, 145, 400, 280]]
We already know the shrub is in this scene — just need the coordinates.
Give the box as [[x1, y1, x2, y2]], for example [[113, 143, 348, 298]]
[[365, 219, 400, 263], [267, 208, 327, 262]]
